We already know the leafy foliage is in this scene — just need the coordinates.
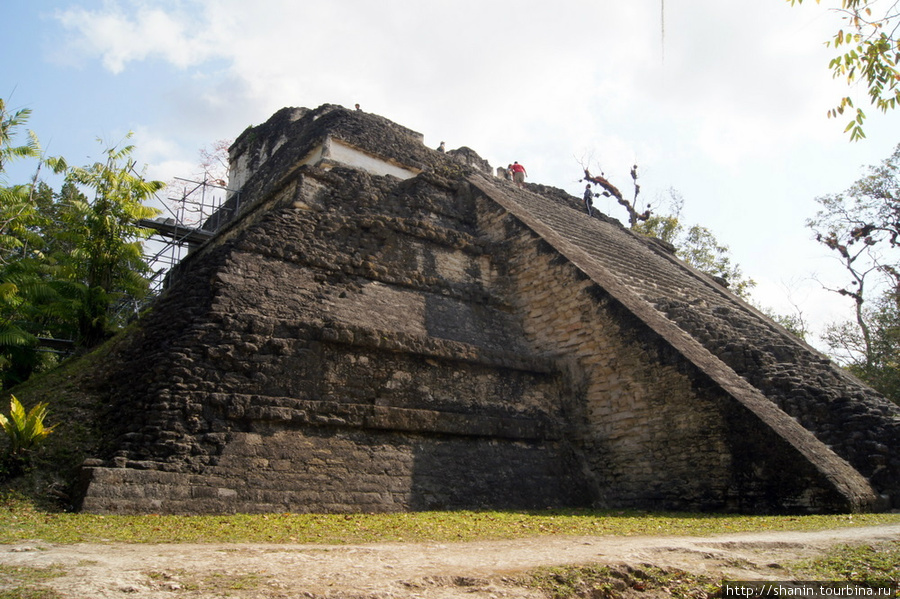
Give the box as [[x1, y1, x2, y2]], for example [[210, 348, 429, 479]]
[[788, 0, 900, 140], [633, 190, 756, 297], [822, 296, 900, 399], [0, 98, 163, 386], [0, 102, 70, 388], [64, 135, 162, 344], [761, 306, 811, 341], [0, 99, 40, 176], [0, 395, 54, 457], [808, 143, 900, 401]]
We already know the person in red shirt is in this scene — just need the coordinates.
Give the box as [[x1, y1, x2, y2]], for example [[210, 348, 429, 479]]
[[510, 161, 527, 188]]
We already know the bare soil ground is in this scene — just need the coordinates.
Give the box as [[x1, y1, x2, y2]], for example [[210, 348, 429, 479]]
[[3, 524, 900, 598]]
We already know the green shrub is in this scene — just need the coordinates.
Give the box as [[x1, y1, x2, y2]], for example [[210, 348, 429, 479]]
[[0, 395, 54, 477]]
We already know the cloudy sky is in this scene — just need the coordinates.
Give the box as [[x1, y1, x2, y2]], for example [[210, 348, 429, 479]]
[[4, 1, 900, 349]]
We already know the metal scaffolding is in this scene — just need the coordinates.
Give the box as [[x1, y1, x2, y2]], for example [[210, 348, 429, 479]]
[[139, 177, 239, 291]]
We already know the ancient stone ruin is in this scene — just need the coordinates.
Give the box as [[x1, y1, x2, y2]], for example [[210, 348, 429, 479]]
[[75, 104, 900, 514]]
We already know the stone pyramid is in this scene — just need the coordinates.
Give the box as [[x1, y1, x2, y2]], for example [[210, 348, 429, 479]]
[[75, 104, 899, 514]]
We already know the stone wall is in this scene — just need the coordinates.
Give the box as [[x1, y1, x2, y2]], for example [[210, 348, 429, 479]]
[[77, 164, 592, 514], [81, 429, 586, 514]]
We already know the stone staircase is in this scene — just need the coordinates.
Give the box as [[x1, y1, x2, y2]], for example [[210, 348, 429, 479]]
[[470, 173, 900, 506]]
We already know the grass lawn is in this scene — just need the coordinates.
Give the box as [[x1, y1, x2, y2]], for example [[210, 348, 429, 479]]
[[3, 491, 900, 545]]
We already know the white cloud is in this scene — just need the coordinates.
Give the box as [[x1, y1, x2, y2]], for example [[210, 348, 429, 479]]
[[41, 0, 900, 337], [55, 4, 221, 73]]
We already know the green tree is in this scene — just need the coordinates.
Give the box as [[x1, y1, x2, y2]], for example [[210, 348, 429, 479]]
[[0, 99, 40, 175], [633, 190, 756, 297], [1, 99, 43, 264], [822, 295, 900, 400], [62, 135, 163, 346], [765, 308, 811, 341], [0, 100, 71, 387], [0, 98, 163, 386], [788, 0, 900, 140], [808, 142, 900, 401]]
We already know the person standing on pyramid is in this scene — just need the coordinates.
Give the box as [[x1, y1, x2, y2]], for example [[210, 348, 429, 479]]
[[510, 161, 527, 188], [583, 184, 597, 217]]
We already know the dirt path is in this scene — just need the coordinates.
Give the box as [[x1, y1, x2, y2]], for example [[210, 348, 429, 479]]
[[4, 524, 900, 598]]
